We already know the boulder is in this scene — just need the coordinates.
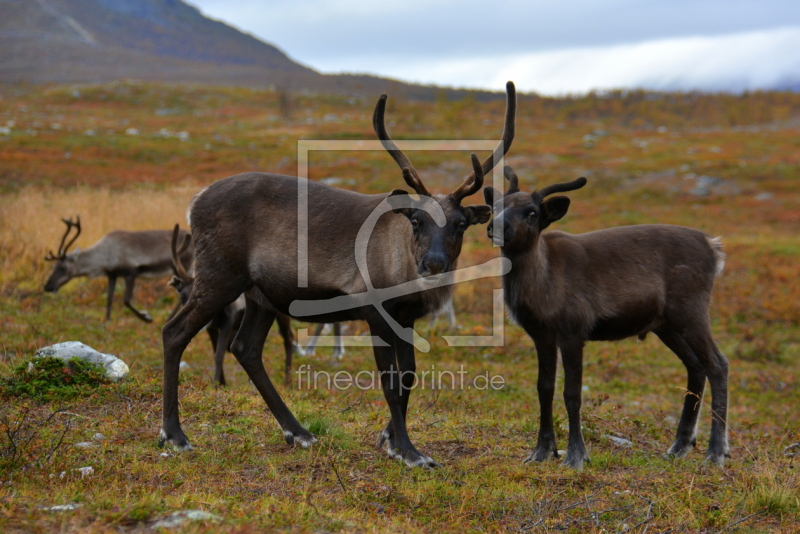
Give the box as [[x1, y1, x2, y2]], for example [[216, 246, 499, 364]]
[[35, 341, 129, 382]]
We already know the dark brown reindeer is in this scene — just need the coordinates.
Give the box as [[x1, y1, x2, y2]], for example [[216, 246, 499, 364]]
[[160, 82, 516, 467], [168, 225, 297, 386], [44, 216, 194, 322], [484, 167, 729, 469]]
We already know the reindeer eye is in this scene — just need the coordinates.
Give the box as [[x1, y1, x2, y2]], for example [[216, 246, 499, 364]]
[[457, 221, 467, 230], [527, 210, 537, 219], [410, 218, 419, 228]]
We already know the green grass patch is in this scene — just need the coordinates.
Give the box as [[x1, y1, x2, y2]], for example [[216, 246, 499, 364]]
[[0, 356, 110, 401]]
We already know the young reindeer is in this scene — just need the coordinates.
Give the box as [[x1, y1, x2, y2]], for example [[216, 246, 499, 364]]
[[160, 82, 516, 467], [44, 216, 194, 322], [168, 225, 297, 386], [484, 167, 729, 469]]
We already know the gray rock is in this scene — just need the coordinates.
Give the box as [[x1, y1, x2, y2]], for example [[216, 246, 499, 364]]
[[151, 510, 223, 529], [607, 435, 633, 447], [35, 341, 129, 382]]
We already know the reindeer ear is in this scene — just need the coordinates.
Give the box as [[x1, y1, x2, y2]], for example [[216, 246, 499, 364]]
[[464, 204, 492, 226], [386, 189, 413, 218], [483, 186, 502, 207], [540, 196, 570, 229]]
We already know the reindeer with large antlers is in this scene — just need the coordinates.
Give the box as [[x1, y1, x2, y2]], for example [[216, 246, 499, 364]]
[[484, 167, 729, 469], [160, 82, 516, 467], [44, 216, 194, 322]]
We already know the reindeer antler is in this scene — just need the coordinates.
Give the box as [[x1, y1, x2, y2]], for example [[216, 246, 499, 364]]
[[373, 94, 431, 196], [45, 216, 81, 261], [503, 166, 520, 194], [534, 177, 588, 200], [452, 81, 517, 202], [170, 224, 192, 281]]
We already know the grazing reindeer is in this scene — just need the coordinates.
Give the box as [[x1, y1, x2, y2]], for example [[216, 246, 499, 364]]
[[168, 225, 297, 386], [160, 82, 516, 467], [484, 167, 729, 469], [44, 216, 193, 322]]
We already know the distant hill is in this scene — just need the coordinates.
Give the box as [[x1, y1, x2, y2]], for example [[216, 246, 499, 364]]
[[0, 0, 498, 100]]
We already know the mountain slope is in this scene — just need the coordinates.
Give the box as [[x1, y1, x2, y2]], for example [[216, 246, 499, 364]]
[[0, 0, 483, 99]]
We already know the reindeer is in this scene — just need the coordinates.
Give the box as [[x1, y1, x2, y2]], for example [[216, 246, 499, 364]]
[[484, 167, 730, 469], [168, 225, 297, 386], [44, 216, 193, 322], [159, 82, 516, 467]]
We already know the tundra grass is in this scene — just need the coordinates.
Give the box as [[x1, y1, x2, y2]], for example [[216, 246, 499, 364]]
[[0, 83, 798, 532]]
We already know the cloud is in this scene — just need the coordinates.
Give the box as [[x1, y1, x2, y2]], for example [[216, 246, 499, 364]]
[[187, 0, 800, 94], [353, 26, 800, 94]]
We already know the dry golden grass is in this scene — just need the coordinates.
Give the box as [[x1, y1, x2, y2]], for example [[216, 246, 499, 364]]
[[0, 185, 198, 291]]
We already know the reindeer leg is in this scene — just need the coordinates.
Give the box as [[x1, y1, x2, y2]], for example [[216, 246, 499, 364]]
[[160, 283, 241, 451], [656, 328, 706, 459], [371, 318, 437, 468], [446, 299, 457, 328], [559, 338, 589, 469], [275, 314, 294, 385], [681, 327, 730, 465], [230, 297, 314, 447], [212, 320, 230, 387], [122, 274, 152, 322], [105, 274, 117, 321], [305, 323, 326, 355], [332, 322, 345, 360], [524, 329, 560, 463], [377, 327, 412, 451]]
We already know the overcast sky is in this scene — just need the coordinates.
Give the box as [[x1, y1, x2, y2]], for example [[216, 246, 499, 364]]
[[188, 0, 800, 95]]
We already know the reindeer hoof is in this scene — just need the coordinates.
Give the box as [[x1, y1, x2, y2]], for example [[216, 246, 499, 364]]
[[386, 446, 440, 468], [704, 447, 730, 466], [562, 452, 590, 470], [283, 430, 317, 448], [158, 429, 193, 452], [523, 446, 559, 463], [666, 439, 696, 459]]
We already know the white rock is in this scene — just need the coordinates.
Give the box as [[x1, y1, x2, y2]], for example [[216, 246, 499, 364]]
[[43, 504, 81, 512], [74, 442, 95, 449], [151, 510, 223, 529], [92, 433, 105, 441], [35, 341, 129, 382], [607, 435, 633, 447]]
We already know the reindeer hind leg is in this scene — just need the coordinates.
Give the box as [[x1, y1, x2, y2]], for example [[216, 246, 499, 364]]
[[230, 298, 314, 447], [655, 328, 706, 459], [160, 281, 243, 450]]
